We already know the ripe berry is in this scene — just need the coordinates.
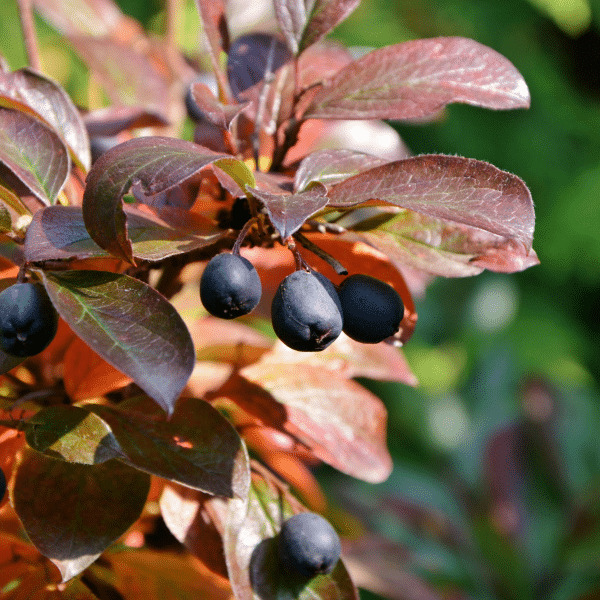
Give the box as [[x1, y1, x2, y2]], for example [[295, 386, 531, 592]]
[[200, 253, 262, 319], [278, 512, 342, 578], [0, 282, 59, 357], [271, 270, 343, 352], [338, 274, 404, 344]]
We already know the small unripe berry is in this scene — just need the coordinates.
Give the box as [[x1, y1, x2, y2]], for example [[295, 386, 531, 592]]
[[0, 282, 59, 357], [278, 512, 342, 578], [338, 274, 404, 344], [200, 253, 262, 319], [271, 270, 343, 352]]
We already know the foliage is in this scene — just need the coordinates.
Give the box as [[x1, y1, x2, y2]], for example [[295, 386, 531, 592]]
[[6, 0, 590, 599]]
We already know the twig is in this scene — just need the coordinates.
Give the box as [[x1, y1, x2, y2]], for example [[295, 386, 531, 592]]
[[17, 0, 41, 71], [165, 0, 178, 49], [232, 217, 258, 255], [293, 231, 348, 275]]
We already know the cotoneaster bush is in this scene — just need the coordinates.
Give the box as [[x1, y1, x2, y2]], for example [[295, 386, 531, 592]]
[[0, 0, 540, 599]]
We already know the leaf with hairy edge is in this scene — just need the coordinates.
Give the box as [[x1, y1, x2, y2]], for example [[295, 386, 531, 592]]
[[89, 396, 250, 498], [12, 448, 150, 582], [82, 136, 252, 263], [305, 37, 530, 120], [231, 363, 393, 483], [327, 155, 535, 250], [24, 405, 123, 465], [0, 108, 70, 205], [275, 0, 362, 54], [0, 68, 91, 171], [25, 205, 227, 263], [42, 270, 194, 415], [248, 182, 328, 240], [295, 149, 388, 191], [346, 210, 539, 276], [218, 473, 358, 600]]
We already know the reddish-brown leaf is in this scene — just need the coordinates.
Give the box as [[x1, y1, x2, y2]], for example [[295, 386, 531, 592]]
[[326, 155, 535, 250], [305, 37, 530, 120], [12, 448, 150, 581], [231, 362, 393, 483], [189, 82, 251, 130]]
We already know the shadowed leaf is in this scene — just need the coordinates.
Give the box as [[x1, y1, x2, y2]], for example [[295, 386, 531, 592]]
[[248, 181, 328, 240], [82, 136, 249, 263], [0, 348, 23, 376], [190, 82, 251, 130], [233, 362, 393, 483], [326, 155, 535, 250], [25, 204, 227, 263], [275, 0, 362, 54], [42, 270, 195, 415], [89, 396, 250, 498], [0, 68, 91, 171], [84, 105, 169, 137], [295, 149, 388, 191], [24, 405, 123, 465], [305, 37, 530, 120], [12, 448, 150, 581], [0, 108, 70, 205]]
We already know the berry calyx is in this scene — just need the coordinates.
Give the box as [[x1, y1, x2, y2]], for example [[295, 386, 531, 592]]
[[0, 282, 59, 357], [200, 253, 262, 319], [338, 274, 404, 344], [278, 512, 342, 578], [271, 270, 343, 352]]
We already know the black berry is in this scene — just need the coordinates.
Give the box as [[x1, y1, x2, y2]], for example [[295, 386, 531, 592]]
[[200, 253, 262, 319], [0, 282, 59, 357], [271, 270, 343, 352], [338, 274, 404, 344], [278, 512, 341, 578]]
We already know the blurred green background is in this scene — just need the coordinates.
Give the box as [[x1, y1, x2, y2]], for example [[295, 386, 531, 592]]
[[2, 0, 600, 598]]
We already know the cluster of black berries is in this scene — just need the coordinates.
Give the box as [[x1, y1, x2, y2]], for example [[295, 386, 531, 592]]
[[200, 252, 404, 351], [0, 282, 59, 358]]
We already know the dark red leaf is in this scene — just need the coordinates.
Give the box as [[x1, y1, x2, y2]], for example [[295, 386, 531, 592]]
[[12, 447, 150, 581], [189, 82, 251, 130], [275, 0, 362, 54], [326, 154, 535, 250], [42, 270, 195, 415], [0, 68, 91, 171], [82, 136, 250, 263], [304, 37, 530, 120], [89, 396, 250, 498], [0, 108, 70, 205], [248, 181, 329, 240], [25, 204, 226, 263], [294, 149, 388, 191]]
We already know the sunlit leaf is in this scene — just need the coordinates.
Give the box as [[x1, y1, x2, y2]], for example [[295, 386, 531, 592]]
[[12, 447, 150, 581], [0, 108, 70, 205], [218, 473, 358, 600], [274, 0, 362, 54], [305, 37, 530, 120], [82, 136, 235, 263], [0, 201, 9, 232], [89, 396, 250, 498], [24, 405, 123, 465], [248, 181, 328, 240], [42, 270, 195, 415], [0, 182, 31, 216], [326, 154, 535, 250], [0, 68, 91, 171], [231, 362, 393, 483]]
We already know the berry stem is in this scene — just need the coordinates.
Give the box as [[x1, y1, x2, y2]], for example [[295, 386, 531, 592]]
[[232, 217, 258, 255], [293, 232, 348, 276]]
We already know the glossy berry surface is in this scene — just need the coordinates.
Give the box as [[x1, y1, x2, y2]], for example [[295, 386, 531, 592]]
[[278, 512, 342, 578], [0, 283, 59, 357], [200, 253, 262, 319], [271, 270, 343, 352], [338, 274, 404, 344]]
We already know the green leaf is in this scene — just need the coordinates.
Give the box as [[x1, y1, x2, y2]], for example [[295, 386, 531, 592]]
[[12, 448, 150, 581], [42, 270, 195, 415], [24, 405, 123, 465], [0, 181, 31, 216], [89, 396, 250, 498], [0, 200, 9, 232]]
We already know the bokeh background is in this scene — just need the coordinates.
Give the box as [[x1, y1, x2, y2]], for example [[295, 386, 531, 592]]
[[2, 0, 600, 598]]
